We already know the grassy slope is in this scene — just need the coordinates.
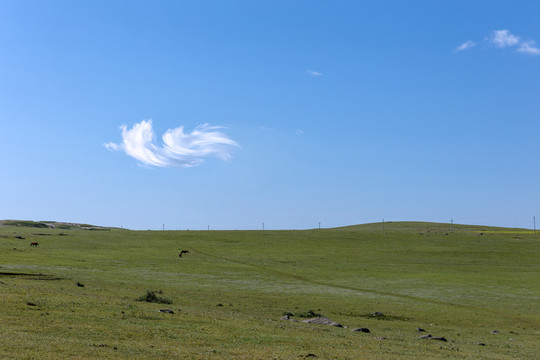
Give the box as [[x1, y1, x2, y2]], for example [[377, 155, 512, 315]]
[[0, 222, 538, 359]]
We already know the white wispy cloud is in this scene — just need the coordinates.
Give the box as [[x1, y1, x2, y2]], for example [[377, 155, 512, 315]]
[[105, 120, 239, 168], [457, 29, 540, 56], [104, 142, 119, 151], [455, 40, 476, 52], [517, 41, 540, 55], [489, 29, 520, 47], [307, 70, 322, 76]]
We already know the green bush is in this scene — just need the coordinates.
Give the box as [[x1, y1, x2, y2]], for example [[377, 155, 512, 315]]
[[136, 290, 172, 304], [297, 309, 322, 318], [284, 309, 322, 318]]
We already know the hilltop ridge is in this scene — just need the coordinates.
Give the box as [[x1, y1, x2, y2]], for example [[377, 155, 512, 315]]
[[331, 221, 530, 233], [0, 220, 110, 230], [1, 219, 532, 233]]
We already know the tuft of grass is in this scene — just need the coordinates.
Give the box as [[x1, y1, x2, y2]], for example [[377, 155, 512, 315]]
[[136, 290, 172, 304], [359, 312, 410, 321], [285, 309, 323, 318]]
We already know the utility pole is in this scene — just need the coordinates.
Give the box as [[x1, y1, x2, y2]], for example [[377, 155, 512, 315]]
[[208, 225, 210, 231], [451, 219, 454, 233], [162, 224, 165, 231], [534, 216, 536, 235], [318, 222, 321, 229], [382, 219, 385, 233], [262, 222, 264, 230]]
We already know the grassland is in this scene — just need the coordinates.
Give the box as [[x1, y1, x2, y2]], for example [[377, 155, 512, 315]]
[[0, 221, 538, 359]]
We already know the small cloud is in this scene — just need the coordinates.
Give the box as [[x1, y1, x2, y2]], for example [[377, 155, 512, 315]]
[[458, 29, 540, 57], [455, 40, 476, 52], [307, 70, 322, 76], [489, 29, 520, 48], [296, 129, 304, 136], [517, 41, 540, 55], [258, 125, 275, 132], [105, 120, 239, 168], [104, 142, 119, 151]]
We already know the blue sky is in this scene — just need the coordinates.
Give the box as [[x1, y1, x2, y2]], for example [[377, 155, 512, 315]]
[[1, 1, 540, 230]]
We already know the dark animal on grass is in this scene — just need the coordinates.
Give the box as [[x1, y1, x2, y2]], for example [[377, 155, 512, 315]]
[[30, 242, 39, 247], [179, 250, 189, 257]]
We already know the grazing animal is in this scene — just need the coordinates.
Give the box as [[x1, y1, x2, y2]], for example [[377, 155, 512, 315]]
[[30, 242, 39, 247], [179, 250, 189, 257]]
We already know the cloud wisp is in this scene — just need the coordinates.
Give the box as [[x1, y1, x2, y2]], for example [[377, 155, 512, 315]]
[[307, 70, 323, 76], [456, 29, 540, 56], [517, 41, 540, 55], [489, 29, 520, 48], [105, 120, 239, 168], [455, 40, 476, 52]]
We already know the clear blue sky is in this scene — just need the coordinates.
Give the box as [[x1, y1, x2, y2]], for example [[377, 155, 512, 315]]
[[1, 1, 539, 230]]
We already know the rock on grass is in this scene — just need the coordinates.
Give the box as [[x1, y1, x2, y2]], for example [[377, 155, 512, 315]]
[[301, 317, 343, 327]]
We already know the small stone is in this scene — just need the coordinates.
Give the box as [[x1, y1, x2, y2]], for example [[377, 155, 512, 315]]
[[351, 328, 370, 333], [159, 309, 174, 314], [431, 337, 447, 342], [416, 327, 426, 333], [491, 330, 500, 335], [302, 317, 342, 327]]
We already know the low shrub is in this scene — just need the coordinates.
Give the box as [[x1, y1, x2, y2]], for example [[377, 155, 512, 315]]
[[136, 290, 172, 304], [297, 309, 322, 318], [283, 309, 322, 318]]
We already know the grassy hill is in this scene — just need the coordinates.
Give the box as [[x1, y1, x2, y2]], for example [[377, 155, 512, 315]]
[[334, 220, 530, 233], [0, 219, 109, 230], [0, 221, 538, 359]]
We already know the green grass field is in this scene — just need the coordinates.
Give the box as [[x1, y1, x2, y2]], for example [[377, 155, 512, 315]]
[[0, 221, 538, 359]]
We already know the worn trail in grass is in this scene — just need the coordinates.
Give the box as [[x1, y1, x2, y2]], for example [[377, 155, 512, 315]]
[[189, 244, 539, 329]]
